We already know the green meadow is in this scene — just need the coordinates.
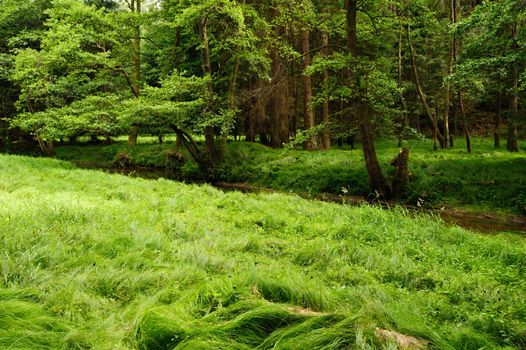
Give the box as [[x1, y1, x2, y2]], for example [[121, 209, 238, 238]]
[[55, 137, 526, 214], [1, 154, 525, 349]]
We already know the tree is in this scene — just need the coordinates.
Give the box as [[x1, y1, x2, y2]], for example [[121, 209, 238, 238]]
[[456, 0, 525, 152], [12, 0, 120, 154], [0, 0, 51, 150], [344, 0, 395, 197], [2, 0, 522, 187], [162, 0, 267, 167]]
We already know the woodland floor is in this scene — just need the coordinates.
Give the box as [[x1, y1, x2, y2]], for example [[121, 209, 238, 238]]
[[0, 154, 525, 349]]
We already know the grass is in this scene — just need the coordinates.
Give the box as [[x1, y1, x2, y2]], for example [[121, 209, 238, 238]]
[[1, 154, 526, 349], [225, 138, 526, 214], [55, 136, 526, 214]]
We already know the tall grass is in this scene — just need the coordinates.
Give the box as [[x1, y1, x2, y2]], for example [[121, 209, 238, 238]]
[[55, 137, 526, 213], [0, 154, 525, 349]]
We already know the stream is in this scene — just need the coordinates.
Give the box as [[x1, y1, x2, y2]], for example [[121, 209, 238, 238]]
[[81, 164, 526, 235]]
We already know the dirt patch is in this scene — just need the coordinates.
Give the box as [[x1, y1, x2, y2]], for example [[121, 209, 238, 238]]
[[250, 285, 263, 299], [286, 306, 326, 316], [439, 209, 526, 234], [250, 285, 326, 316], [214, 182, 273, 193], [375, 328, 428, 349]]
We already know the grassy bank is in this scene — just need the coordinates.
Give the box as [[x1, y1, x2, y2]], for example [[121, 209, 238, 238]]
[[1, 154, 525, 349], [55, 137, 526, 214]]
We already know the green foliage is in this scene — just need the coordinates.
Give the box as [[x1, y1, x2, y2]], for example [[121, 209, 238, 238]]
[[10, 0, 123, 140], [454, 0, 526, 129], [120, 71, 209, 131], [2, 0, 524, 158], [13, 95, 123, 139], [6, 0, 275, 147]]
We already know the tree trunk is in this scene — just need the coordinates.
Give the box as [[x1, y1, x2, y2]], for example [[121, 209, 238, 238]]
[[246, 117, 256, 142], [199, 16, 220, 166], [397, 23, 409, 148], [246, 83, 257, 142], [495, 87, 502, 148], [347, 135, 356, 149], [289, 23, 299, 138], [346, 0, 390, 198], [37, 136, 55, 157], [104, 134, 112, 145], [175, 133, 183, 148], [128, 126, 139, 146], [204, 125, 217, 166], [443, 0, 457, 151], [269, 13, 289, 148], [432, 124, 439, 151], [133, 0, 141, 86], [361, 114, 390, 198], [270, 51, 289, 148], [171, 125, 207, 170], [452, 0, 472, 153], [507, 124, 519, 152], [434, 97, 442, 150], [444, 94, 451, 150], [451, 96, 457, 148], [507, 73, 520, 152], [449, 0, 458, 149], [302, 29, 317, 150], [443, 57, 451, 150], [256, 79, 269, 144], [45, 140, 55, 157], [229, 54, 241, 142], [458, 92, 472, 153], [507, 23, 520, 153], [229, 63, 241, 141], [391, 147, 410, 197], [346, 0, 358, 55], [407, 24, 443, 150], [128, 0, 141, 146], [321, 31, 331, 150]]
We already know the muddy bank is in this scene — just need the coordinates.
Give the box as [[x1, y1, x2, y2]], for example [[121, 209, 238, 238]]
[[438, 210, 526, 235]]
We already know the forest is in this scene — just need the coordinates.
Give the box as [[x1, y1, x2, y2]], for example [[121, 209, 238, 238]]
[[0, 0, 526, 349]]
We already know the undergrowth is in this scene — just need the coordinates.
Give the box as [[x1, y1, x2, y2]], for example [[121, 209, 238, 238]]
[[223, 138, 526, 214], [0, 154, 525, 349]]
